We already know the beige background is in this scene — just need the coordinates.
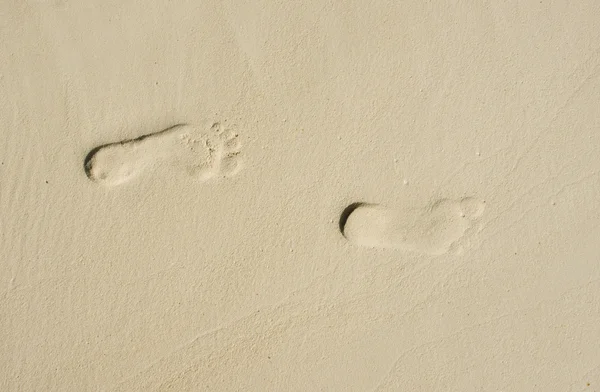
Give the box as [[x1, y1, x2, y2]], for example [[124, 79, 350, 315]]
[[1, 0, 599, 390]]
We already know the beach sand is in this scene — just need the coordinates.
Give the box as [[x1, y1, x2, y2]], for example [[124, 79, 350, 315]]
[[1, 1, 600, 390]]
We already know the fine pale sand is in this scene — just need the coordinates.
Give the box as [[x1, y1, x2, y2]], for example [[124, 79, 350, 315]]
[[1, 1, 600, 391]]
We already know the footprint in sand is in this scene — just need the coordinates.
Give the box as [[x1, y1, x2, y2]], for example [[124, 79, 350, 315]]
[[340, 197, 485, 255], [85, 122, 241, 186]]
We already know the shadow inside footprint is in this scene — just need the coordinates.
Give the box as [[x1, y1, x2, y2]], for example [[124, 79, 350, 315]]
[[339, 202, 369, 236]]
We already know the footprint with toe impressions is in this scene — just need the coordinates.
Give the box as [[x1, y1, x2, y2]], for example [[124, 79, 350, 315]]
[[85, 122, 242, 186], [341, 197, 485, 255]]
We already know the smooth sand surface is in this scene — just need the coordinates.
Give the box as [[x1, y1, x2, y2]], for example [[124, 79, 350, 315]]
[[1, 1, 600, 391]]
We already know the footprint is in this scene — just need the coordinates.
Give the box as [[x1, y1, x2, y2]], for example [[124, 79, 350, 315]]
[[340, 197, 485, 255], [85, 122, 241, 186]]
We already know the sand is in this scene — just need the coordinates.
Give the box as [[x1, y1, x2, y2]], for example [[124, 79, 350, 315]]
[[1, 1, 600, 390]]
